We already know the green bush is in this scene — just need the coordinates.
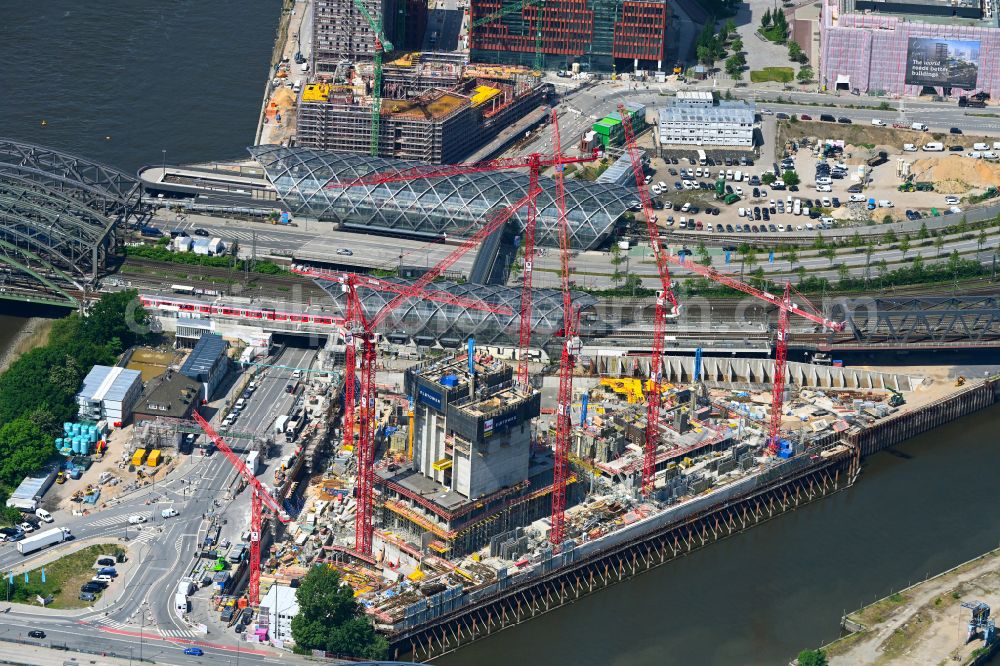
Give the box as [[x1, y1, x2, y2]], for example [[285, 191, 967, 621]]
[[124, 244, 290, 276]]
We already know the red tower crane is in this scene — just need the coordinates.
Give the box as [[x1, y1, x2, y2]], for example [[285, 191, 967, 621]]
[[617, 105, 681, 496], [617, 105, 846, 491], [549, 109, 579, 546], [192, 410, 289, 605], [301, 147, 598, 556], [768, 282, 791, 453]]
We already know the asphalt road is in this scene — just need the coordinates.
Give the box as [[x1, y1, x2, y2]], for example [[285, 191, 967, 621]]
[[0, 349, 323, 663]]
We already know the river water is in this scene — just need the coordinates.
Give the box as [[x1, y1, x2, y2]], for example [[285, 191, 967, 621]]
[[439, 403, 1000, 666], [3, 4, 1000, 665]]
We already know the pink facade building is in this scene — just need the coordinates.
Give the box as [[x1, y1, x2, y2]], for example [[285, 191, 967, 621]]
[[819, 0, 1000, 99]]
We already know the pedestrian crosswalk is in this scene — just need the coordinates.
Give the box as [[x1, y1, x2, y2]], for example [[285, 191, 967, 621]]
[[92, 615, 197, 639], [86, 510, 152, 529]]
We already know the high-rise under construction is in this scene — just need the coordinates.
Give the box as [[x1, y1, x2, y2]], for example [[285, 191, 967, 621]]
[[469, 0, 669, 72], [312, 0, 426, 72]]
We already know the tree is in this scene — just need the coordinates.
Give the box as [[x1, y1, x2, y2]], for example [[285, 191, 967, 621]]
[[782, 246, 798, 266], [0, 418, 52, 486], [934, 234, 945, 255], [797, 649, 829, 666], [876, 258, 888, 278], [725, 55, 744, 79], [850, 232, 863, 248], [821, 247, 836, 265], [899, 236, 910, 258], [761, 172, 776, 185], [731, 36, 743, 53], [610, 242, 626, 287], [291, 566, 388, 659], [882, 228, 897, 244], [782, 170, 800, 186], [795, 265, 807, 283], [978, 229, 988, 253], [723, 18, 736, 37], [762, 7, 772, 27], [788, 41, 802, 61], [812, 232, 827, 250], [697, 45, 716, 66], [837, 262, 851, 284], [918, 222, 929, 239], [797, 66, 813, 83], [82, 289, 149, 352]]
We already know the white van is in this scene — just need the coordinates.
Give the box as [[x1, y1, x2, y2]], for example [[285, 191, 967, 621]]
[[993, 141, 1000, 151], [903, 144, 917, 152], [734, 170, 743, 182], [292, 79, 302, 93], [726, 169, 733, 180], [738, 207, 746, 217], [922, 143, 944, 152], [910, 122, 928, 131], [973, 142, 990, 151], [878, 199, 894, 208], [871, 118, 886, 126]]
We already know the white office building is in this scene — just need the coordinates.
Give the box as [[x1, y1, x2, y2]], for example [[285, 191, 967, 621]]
[[261, 584, 299, 647], [76, 366, 143, 423], [658, 92, 755, 147]]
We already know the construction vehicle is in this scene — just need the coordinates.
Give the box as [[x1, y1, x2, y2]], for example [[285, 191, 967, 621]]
[[956, 375, 967, 387], [888, 388, 905, 407], [672, 63, 683, 75]]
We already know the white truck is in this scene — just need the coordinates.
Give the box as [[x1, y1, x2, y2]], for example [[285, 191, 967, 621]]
[[910, 122, 928, 131], [273, 415, 289, 434], [923, 142, 944, 152], [18, 527, 71, 555]]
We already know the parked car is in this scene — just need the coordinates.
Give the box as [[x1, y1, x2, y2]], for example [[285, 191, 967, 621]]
[[97, 557, 116, 567], [19, 522, 34, 533], [79, 591, 97, 602]]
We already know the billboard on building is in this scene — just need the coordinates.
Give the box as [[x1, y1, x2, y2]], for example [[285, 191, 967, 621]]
[[904, 37, 980, 88]]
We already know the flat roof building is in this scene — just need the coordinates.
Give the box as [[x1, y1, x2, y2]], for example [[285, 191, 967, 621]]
[[658, 95, 755, 148], [260, 584, 299, 647], [77, 366, 143, 423], [180, 334, 229, 401]]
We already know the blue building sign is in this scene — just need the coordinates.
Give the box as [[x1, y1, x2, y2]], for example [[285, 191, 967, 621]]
[[483, 411, 519, 437], [418, 385, 443, 410]]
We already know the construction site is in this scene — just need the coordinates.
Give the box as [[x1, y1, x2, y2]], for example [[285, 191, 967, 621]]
[[128, 104, 998, 660], [293, 54, 548, 163]]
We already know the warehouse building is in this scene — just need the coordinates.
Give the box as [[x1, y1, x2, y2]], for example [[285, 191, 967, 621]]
[[657, 92, 756, 148], [818, 0, 1000, 98], [76, 366, 143, 423], [179, 334, 229, 401], [5, 468, 58, 511], [469, 0, 670, 72]]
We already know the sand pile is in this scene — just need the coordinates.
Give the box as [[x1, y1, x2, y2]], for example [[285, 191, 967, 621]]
[[909, 155, 1000, 193]]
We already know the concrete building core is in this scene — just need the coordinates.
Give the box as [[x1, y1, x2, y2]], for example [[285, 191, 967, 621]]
[[405, 354, 540, 501]]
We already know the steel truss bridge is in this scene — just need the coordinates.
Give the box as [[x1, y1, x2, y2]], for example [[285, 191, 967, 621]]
[[0, 139, 144, 307], [828, 296, 1000, 349]]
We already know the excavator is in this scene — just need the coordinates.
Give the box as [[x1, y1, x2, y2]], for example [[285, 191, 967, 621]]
[[888, 388, 905, 407], [956, 375, 967, 387]]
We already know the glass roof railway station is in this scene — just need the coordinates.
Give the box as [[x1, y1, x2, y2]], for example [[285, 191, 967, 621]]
[[137, 145, 640, 252]]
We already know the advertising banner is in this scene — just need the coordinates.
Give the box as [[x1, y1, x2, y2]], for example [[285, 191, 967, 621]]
[[905, 37, 980, 88]]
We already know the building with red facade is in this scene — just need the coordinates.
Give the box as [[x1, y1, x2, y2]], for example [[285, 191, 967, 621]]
[[469, 0, 669, 72]]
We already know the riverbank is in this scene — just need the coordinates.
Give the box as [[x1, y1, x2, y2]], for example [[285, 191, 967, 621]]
[[0, 317, 55, 373], [815, 547, 1000, 665]]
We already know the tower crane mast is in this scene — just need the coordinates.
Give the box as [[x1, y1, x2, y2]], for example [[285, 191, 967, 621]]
[[352, 0, 393, 156], [617, 104, 680, 496], [192, 411, 289, 605]]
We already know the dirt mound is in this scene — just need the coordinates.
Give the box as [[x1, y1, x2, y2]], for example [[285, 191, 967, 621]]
[[909, 155, 1000, 193]]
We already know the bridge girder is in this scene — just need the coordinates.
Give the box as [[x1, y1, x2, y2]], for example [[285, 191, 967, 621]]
[[0, 139, 139, 306]]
